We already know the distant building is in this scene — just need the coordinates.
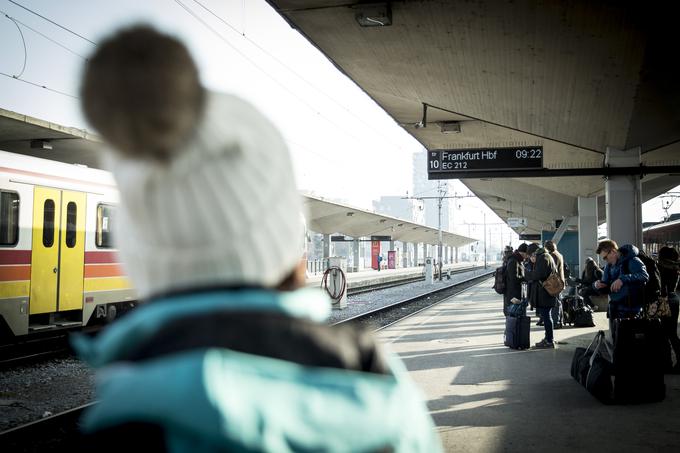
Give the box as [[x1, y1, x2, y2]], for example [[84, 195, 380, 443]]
[[372, 196, 422, 223], [412, 151, 450, 230]]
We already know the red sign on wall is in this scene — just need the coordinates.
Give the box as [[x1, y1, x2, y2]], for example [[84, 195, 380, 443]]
[[371, 240, 380, 269], [387, 250, 396, 269]]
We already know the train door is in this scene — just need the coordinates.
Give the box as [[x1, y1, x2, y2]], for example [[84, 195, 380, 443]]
[[58, 191, 86, 311], [29, 187, 86, 315]]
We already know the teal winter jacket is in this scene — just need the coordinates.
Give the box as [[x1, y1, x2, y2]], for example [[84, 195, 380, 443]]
[[72, 288, 442, 453]]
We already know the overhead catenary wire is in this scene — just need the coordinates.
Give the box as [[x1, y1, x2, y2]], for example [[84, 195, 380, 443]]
[[171, 0, 372, 148], [1, 9, 89, 60], [0, 71, 79, 99], [189, 0, 412, 154], [7, 0, 96, 45]]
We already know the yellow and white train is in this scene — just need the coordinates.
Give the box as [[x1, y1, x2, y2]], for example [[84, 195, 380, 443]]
[[0, 151, 135, 338]]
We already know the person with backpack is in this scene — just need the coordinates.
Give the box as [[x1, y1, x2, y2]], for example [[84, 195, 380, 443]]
[[544, 240, 565, 329], [503, 243, 528, 316], [594, 240, 649, 345], [658, 246, 680, 373], [525, 243, 559, 348], [579, 257, 603, 308]]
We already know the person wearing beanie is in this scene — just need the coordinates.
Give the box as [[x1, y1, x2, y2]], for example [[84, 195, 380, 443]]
[[525, 243, 559, 348], [71, 25, 442, 452]]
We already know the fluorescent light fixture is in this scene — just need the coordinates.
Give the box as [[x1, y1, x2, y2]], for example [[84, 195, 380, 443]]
[[30, 139, 52, 150], [355, 3, 392, 27], [440, 121, 461, 134]]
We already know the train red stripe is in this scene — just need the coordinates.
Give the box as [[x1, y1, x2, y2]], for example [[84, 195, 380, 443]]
[[84, 251, 120, 264], [0, 250, 32, 265]]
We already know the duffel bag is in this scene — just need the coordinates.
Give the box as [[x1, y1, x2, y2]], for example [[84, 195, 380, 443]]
[[585, 332, 614, 404], [571, 331, 604, 385]]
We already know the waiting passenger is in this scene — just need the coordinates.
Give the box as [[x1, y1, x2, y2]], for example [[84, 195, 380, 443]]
[[578, 257, 603, 308], [658, 246, 680, 373], [525, 243, 559, 348], [73, 25, 442, 452], [594, 240, 649, 345], [544, 240, 565, 329], [503, 243, 527, 316]]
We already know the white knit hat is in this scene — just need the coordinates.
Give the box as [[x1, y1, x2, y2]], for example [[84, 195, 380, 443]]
[[105, 92, 305, 298]]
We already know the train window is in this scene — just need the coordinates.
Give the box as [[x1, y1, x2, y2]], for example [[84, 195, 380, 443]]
[[65, 202, 77, 248], [0, 191, 19, 246], [43, 199, 55, 247], [96, 204, 115, 248]]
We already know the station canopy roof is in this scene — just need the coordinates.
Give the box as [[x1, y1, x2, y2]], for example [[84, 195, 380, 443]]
[[0, 109, 476, 247], [303, 194, 478, 248], [267, 0, 680, 235], [0, 108, 103, 168]]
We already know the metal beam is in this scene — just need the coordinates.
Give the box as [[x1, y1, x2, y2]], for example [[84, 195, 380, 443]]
[[429, 165, 680, 180]]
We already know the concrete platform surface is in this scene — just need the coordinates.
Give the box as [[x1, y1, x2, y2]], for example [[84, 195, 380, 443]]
[[378, 280, 680, 453]]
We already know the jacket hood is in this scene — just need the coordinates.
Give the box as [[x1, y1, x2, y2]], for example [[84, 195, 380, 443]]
[[618, 244, 639, 262]]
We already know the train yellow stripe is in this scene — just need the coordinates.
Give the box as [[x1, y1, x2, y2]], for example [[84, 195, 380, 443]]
[[0, 280, 30, 298], [84, 277, 132, 292]]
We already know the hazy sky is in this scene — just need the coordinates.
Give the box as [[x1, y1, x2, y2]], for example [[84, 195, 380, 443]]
[[0, 0, 676, 242]]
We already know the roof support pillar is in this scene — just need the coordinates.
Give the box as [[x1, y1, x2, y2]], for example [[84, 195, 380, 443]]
[[323, 233, 331, 265], [605, 147, 643, 247], [353, 238, 360, 272], [578, 197, 598, 275]]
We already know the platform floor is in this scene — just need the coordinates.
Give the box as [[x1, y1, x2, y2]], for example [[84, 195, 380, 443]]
[[378, 280, 680, 453]]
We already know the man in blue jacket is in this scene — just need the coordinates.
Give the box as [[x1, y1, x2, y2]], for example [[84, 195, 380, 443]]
[[594, 240, 649, 344]]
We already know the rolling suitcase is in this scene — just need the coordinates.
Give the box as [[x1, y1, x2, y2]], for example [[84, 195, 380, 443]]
[[613, 318, 666, 403], [504, 315, 531, 350]]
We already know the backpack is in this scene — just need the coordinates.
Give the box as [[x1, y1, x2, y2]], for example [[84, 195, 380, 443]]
[[542, 253, 565, 297], [493, 264, 507, 294], [622, 249, 661, 307]]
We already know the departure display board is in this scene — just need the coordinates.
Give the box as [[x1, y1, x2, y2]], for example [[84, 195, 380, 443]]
[[427, 146, 543, 175]]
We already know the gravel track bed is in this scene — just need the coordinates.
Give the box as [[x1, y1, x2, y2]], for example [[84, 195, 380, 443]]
[[329, 267, 494, 325], [0, 356, 94, 432]]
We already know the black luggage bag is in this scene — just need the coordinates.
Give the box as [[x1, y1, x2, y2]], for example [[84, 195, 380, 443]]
[[573, 305, 595, 327], [613, 318, 666, 403], [504, 315, 530, 350], [571, 330, 615, 403]]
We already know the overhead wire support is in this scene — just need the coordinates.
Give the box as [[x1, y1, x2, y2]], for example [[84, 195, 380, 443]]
[[1, 9, 89, 61], [3, 11, 27, 78], [7, 0, 96, 45]]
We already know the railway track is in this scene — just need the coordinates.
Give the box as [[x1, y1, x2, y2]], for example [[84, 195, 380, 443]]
[[337, 270, 494, 329], [0, 271, 494, 450]]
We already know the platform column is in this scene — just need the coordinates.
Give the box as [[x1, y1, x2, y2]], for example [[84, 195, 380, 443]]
[[605, 147, 643, 247], [402, 241, 408, 268], [323, 233, 331, 269], [455, 246, 459, 263], [353, 238, 360, 272], [578, 196, 598, 274]]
